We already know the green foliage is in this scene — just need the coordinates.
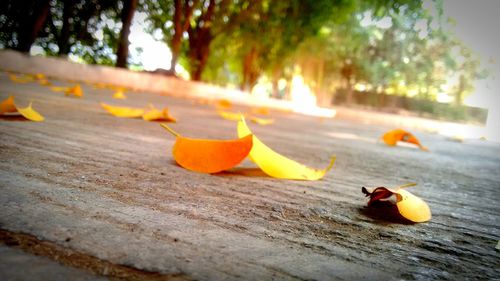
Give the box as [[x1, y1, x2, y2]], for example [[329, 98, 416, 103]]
[[0, 0, 488, 107]]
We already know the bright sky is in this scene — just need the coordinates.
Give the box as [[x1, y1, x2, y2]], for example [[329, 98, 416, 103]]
[[442, 0, 500, 108], [129, 12, 172, 71]]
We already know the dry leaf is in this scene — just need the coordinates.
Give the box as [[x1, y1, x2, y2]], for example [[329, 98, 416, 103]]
[[143, 105, 176, 122], [362, 183, 431, 223], [382, 129, 428, 151], [0, 96, 44, 121], [249, 116, 274, 125], [112, 90, 127, 99], [218, 111, 244, 121], [161, 124, 253, 173], [66, 84, 83, 97], [237, 117, 335, 180], [101, 103, 144, 118]]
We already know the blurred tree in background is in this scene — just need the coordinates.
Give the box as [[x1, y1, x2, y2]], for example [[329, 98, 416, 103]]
[[0, 0, 487, 109]]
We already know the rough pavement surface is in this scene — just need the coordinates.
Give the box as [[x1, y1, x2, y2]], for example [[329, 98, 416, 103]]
[[0, 244, 108, 281], [0, 72, 499, 280]]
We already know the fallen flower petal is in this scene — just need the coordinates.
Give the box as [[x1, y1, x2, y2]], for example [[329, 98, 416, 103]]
[[362, 183, 431, 223], [216, 99, 232, 109], [16, 101, 45, 122], [34, 73, 46, 80], [1, 96, 44, 121], [8, 74, 33, 84], [0, 95, 17, 114], [101, 103, 144, 118], [38, 79, 52, 86], [161, 124, 253, 174], [65, 84, 83, 97], [249, 116, 274, 125], [112, 90, 127, 99], [237, 117, 335, 180], [143, 105, 176, 122], [251, 107, 270, 115], [218, 111, 244, 121], [50, 86, 68, 92], [382, 129, 428, 151]]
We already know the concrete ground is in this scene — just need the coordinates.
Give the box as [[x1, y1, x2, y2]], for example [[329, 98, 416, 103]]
[[0, 72, 499, 280]]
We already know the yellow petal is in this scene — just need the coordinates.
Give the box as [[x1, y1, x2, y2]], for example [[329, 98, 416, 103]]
[[112, 90, 127, 99], [16, 101, 44, 122], [65, 84, 83, 97], [394, 189, 432, 223], [101, 103, 144, 118], [237, 117, 335, 180], [249, 116, 274, 125], [34, 73, 46, 80], [9, 74, 32, 84], [38, 79, 52, 86], [50, 86, 67, 92], [218, 111, 244, 121], [92, 82, 107, 89], [0, 95, 17, 114], [143, 106, 176, 122]]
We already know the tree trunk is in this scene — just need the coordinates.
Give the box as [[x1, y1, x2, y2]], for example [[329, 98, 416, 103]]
[[455, 74, 465, 106], [169, 0, 197, 72], [187, 0, 216, 81], [116, 0, 138, 68], [241, 47, 259, 92], [345, 81, 354, 105], [187, 28, 212, 81], [16, 0, 51, 53], [57, 0, 75, 56]]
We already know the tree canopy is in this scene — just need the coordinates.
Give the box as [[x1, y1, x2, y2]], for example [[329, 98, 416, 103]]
[[0, 0, 486, 106]]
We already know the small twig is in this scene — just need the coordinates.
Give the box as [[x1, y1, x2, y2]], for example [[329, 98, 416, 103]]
[[396, 182, 417, 189], [160, 123, 180, 137]]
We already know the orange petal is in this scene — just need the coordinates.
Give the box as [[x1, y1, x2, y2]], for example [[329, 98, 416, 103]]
[[251, 107, 270, 115], [216, 99, 232, 109], [0, 96, 17, 114], [382, 129, 427, 150], [161, 124, 252, 174], [65, 84, 83, 97]]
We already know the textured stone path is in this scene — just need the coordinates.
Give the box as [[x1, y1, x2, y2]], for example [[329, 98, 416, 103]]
[[0, 72, 499, 280]]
